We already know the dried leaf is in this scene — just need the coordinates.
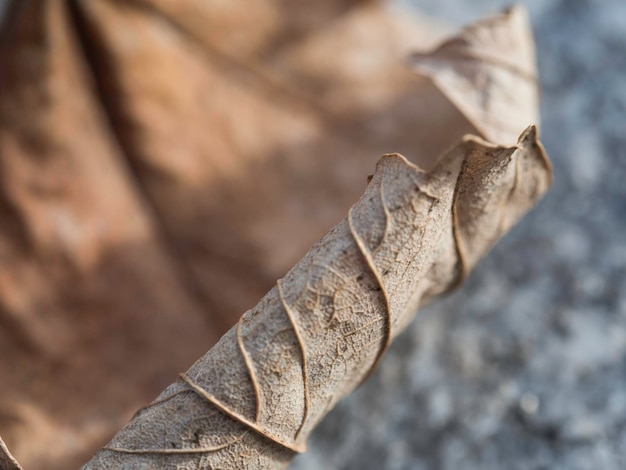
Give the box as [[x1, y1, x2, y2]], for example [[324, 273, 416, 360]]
[[84, 126, 550, 469], [68, 0, 472, 328], [412, 5, 539, 144], [0, 2, 221, 467]]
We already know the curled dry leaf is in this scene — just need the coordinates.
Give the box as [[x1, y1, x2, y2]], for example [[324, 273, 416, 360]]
[[0, 1, 550, 469], [84, 127, 551, 469]]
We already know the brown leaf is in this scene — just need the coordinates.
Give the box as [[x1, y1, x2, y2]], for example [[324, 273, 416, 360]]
[[0, 1, 218, 467], [412, 5, 539, 144], [68, 0, 473, 329], [83, 126, 551, 469]]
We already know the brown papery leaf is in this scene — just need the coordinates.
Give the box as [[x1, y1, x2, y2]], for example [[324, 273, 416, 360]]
[[0, 1, 550, 469], [84, 127, 550, 469], [412, 5, 539, 144], [68, 0, 467, 329]]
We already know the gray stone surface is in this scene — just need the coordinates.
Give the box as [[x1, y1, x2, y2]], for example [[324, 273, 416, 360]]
[[292, 1, 626, 469]]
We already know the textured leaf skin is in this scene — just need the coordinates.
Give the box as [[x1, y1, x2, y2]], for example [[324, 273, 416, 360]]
[[84, 127, 551, 469]]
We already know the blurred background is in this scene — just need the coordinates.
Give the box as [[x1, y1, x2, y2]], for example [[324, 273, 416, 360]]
[[294, 1, 626, 469], [0, 1, 624, 469]]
